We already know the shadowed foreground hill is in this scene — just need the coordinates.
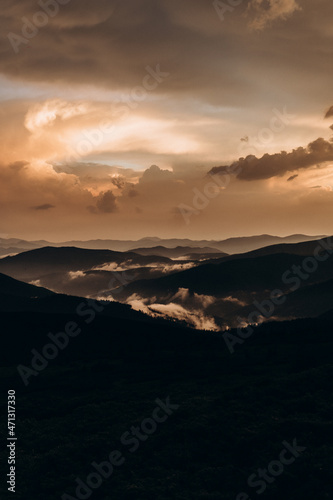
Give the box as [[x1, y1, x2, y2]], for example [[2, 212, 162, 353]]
[[0, 286, 332, 499], [0, 272, 53, 299], [0, 272, 168, 325]]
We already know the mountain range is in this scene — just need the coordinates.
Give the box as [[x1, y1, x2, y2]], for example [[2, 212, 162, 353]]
[[0, 233, 324, 255], [1, 235, 333, 330], [1, 235, 332, 500]]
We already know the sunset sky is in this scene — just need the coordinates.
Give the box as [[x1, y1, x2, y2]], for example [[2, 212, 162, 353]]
[[1, 0, 333, 241]]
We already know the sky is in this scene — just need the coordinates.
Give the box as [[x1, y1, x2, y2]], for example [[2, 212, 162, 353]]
[[0, 0, 333, 241]]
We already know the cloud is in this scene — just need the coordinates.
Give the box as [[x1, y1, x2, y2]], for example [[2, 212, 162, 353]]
[[0, 0, 330, 121], [287, 174, 298, 182], [125, 292, 218, 331], [247, 0, 301, 30], [140, 165, 173, 184], [209, 137, 333, 181], [171, 287, 215, 308], [325, 106, 333, 119], [89, 190, 118, 214], [29, 280, 42, 287], [160, 263, 196, 273], [110, 175, 126, 190], [148, 302, 218, 331], [222, 296, 247, 307], [0, 158, 114, 239], [53, 162, 139, 195], [94, 261, 142, 272], [32, 204, 55, 210], [68, 271, 85, 280], [128, 189, 139, 198], [10, 161, 29, 172], [24, 100, 89, 133], [1, 1, 333, 240]]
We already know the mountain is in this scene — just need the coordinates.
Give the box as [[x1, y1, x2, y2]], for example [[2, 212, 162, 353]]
[[118, 249, 333, 299], [276, 278, 333, 319], [0, 271, 56, 313], [0, 246, 195, 297], [55, 234, 325, 253], [3, 237, 332, 329], [0, 272, 53, 299], [0, 238, 332, 499], [0, 246, 26, 257], [0, 271, 170, 325], [2, 237, 332, 328], [131, 245, 226, 259], [1, 300, 333, 499], [113, 237, 333, 328], [0, 234, 324, 255], [0, 246, 173, 280], [209, 233, 325, 254], [212, 237, 333, 263], [0, 237, 48, 250]]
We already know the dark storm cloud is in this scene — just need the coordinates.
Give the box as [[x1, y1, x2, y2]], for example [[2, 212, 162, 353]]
[[110, 176, 126, 190], [1, 0, 332, 109], [209, 138, 333, 181], [88, 190, 118, 214], [1, 0, 333, 240], [32, 203, 55, 210], [287, 174, 298, 182]]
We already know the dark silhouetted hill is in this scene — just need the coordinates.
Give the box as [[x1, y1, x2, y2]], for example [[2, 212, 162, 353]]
[[131, 245, 227, 258], [0, 246, 173, 281]]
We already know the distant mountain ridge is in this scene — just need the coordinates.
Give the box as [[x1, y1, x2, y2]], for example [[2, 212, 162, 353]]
[[0, 234, 325, 255], [206, 237, 333, 265]]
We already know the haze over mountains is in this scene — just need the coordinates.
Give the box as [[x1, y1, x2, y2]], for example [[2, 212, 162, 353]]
[[0, 246, 199, 298], [130, 246, 227, 260], [114, 237, 333, 329], [1, 234, 333, 331], [0, 233, 324, 255]]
